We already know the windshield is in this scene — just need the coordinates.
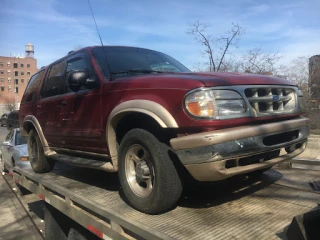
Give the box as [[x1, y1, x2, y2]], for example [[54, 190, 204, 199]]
[[92, 47, 191, 78], [15, 131, 27, 145]]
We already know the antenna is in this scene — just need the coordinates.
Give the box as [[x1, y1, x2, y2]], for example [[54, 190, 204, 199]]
[[87, 0, 112, 79]]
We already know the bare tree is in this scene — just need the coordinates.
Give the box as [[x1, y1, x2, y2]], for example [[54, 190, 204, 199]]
[[280, 57, 308, 89], [0, 96, 16, 112], [240, 47, 282, 74], [186, 21, 244, 72]]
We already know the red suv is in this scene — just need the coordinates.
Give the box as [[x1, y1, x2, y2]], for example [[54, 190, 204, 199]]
[[19, 46, 309, 214]]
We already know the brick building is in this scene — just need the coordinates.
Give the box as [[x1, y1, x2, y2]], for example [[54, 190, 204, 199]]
[[0, 44, 37, 114]]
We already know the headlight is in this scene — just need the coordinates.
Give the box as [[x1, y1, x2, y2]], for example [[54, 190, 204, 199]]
[[20, 156, 29, 161], [185, 89, 247, 119]]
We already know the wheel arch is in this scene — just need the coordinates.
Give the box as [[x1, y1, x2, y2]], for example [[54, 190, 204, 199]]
[[106, 100, 178, 170], [22, 115, 56, 156]]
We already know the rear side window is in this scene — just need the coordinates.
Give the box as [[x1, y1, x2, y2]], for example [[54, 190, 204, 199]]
[[22, 70, 44, 103], [41, 61, 65, 98]]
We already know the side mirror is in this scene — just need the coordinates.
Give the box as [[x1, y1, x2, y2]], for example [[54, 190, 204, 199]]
[[68, 70, 89, 89], [67, 70, 97, 92]]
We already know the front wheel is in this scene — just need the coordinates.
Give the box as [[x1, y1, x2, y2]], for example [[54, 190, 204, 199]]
[[28, 129, 55, 173], [118, 128, 182, 214]]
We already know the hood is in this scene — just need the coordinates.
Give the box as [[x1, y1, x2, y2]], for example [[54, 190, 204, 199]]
[[15, 144, 28, 156], [111, 72, 295, 90], [188, 72, 295, 87]]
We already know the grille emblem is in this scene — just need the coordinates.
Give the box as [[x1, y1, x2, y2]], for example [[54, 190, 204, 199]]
[[272, 95, 279, 101]]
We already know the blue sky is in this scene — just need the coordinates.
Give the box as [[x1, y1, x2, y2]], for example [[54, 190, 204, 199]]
[[1, 0, 319, 70]]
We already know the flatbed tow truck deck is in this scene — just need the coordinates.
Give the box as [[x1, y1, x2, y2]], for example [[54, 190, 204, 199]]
[[13, 163, 320, 240]]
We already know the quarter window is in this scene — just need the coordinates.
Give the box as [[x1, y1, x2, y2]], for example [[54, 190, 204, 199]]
[[22, 70, 44, 103], [5, 130, 14, 142]]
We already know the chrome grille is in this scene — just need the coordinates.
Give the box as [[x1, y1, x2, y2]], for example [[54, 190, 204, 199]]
[[245, 87, 296, 114]]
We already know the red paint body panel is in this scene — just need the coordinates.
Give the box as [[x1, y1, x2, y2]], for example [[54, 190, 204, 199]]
[[19, 46, 301, 154]]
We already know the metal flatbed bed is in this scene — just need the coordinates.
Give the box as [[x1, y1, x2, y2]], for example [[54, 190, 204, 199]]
[[13, 163, 320, 239]]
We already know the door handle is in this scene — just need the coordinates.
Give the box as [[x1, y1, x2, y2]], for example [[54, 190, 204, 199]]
[[61, 101, 67, 106]]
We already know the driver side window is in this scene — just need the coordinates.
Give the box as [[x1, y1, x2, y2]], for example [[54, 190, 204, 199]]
[[65, 56, 91, 92]]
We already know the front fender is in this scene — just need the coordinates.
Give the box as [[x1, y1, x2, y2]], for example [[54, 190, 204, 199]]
[[106, 100, 178, 168]]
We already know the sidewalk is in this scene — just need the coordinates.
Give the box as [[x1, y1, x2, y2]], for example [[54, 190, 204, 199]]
[[0, 173, 42, 240]]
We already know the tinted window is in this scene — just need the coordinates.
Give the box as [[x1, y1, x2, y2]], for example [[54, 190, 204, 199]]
[[15, 131, 27, 145], [42, 61, 64, 98], [92, 47, 191, 78], [65, 56, 91, 92], [22, 70, 44, 103]]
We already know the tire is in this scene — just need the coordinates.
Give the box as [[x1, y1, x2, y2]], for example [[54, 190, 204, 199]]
[[118, 128, 182, 214], [28, 129, 55, 173]]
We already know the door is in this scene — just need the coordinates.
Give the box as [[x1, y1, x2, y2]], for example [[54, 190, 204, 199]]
[[37, 60, 65, 147], [60, 52, 103, 153]]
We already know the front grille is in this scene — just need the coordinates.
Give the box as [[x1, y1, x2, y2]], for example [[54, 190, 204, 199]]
[[244, 87, 296, 114]]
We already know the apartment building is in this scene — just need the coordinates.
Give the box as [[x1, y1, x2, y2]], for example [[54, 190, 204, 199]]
[[0, 44, 37, 114]]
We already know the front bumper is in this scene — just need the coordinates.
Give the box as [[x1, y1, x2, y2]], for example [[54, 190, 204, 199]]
[[170, 117, 309, 181]]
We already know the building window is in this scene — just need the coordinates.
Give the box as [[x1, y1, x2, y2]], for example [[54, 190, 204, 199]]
[[8, 85, 11, 91], [27, 64, 30, 68], [15, 71, 18, 76], [7, 70, 10, 74], [8, 78, 11, 83], [27, 72, 30, 76], [7, 62, 10, 67], [21, 63, 24, 68], [14, 63, 18, 68], [15, 79, 18, 85], [15, 86, 18, 93], [0, 62, 3, 67], [21, 79, 24, 83], [0, 71, 3, 74], [0, 78, 3, 82], [0, 86, 4, 91], [21, 71, 24, 76]]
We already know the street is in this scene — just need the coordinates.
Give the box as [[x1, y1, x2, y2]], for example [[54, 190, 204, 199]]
[[0, 126, 43, 240]]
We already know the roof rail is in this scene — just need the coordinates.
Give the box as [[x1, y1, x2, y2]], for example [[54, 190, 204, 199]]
[[68, 50, 75, 55]]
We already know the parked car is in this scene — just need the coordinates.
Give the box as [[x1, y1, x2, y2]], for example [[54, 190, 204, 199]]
[[1, 128, 30, 173], [1, 113, 8, 127], [19, 46, 309, 214], [6, 110, 19, 130]]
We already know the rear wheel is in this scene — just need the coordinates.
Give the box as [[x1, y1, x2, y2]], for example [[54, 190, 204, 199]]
[[118, 128, 182, 214], [28, 129, 55, 173]]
